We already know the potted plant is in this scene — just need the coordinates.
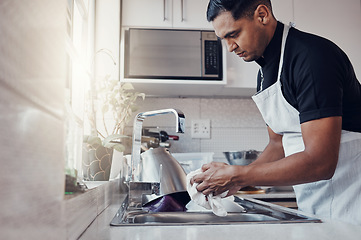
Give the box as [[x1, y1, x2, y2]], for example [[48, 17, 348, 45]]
[[82, 75, 145, 181]]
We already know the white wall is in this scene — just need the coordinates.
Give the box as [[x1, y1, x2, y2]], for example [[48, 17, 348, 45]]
[[293, 0, 361, 81], [95, 0, 121, 79], [122, 97, 269, 162], [0, 1, 66, 239]]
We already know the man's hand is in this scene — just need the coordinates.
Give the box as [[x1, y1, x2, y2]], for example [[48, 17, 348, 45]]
[[190, 162, 243, 196]]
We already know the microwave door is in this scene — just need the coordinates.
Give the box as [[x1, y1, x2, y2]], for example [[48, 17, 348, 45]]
[[126, 29, 202, 78]]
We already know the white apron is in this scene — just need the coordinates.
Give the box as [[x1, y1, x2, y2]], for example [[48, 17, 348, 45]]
[[252, 25, 361, 225]]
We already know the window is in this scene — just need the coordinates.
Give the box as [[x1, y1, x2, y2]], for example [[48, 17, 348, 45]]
[[65, 0, 95, 181]]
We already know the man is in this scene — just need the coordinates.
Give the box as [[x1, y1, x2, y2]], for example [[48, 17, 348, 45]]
[[191, 0, 361, 224]]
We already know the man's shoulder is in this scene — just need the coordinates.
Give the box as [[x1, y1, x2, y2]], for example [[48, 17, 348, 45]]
[[286, 27, 343, 63], [289, 27, 334, 49]]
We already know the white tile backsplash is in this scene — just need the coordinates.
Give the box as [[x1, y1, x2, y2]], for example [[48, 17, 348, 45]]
[[121, 97, 269, 160], [130, 97, 201, 128], [201, 127, 269, 161], [200, 98, 265, 128]]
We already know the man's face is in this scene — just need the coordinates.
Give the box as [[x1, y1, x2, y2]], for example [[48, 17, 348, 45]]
[[212, 10, 269, 62]]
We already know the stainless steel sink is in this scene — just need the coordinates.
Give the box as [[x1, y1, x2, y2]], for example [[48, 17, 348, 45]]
[[110, 196, 321, 226], [125, 212, 279, 224]]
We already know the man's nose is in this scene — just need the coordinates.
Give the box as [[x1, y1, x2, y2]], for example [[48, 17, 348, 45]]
[[225, 39, 237, 53]]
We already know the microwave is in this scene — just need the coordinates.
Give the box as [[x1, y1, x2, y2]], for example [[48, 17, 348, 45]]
[[124, 29, 223, 80]]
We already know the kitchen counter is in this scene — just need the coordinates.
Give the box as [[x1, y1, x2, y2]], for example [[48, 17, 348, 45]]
[[79, 193, 361, 240], [235, 187, 298, 209]]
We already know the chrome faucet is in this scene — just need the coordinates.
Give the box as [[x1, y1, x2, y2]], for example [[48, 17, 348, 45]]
[[129, 108, 185, 182], [127, 109, 185, 208]]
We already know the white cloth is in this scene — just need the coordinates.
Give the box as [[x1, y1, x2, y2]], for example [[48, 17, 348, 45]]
[[186, 169, 229, 217], [252, 24, 361, 225]]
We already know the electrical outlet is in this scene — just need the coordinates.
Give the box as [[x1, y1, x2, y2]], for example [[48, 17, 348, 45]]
[[191, 119, 211, 139]]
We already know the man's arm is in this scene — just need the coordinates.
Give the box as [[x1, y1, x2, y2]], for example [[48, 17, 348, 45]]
[[245, 116, 342, 186], [193, 116, 342, 196], [250, 126, 285, 165]]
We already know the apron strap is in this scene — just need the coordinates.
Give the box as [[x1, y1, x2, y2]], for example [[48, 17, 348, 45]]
[[260, 68, 265, 91], [259, 24, 291, 91], [277, 25, 291, 85]]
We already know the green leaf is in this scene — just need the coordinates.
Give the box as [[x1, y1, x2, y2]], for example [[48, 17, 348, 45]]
[[138, 93, 146, 100], [84, 70, 145, 141], [121, 82, 134, 90], [103, 134, 129, 148], [84, 135, 102, 145], [112, 144, 126, 153]]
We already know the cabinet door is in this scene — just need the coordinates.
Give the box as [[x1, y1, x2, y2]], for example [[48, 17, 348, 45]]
[[122, 0, 173, 27], [172, 0, 213, 29], [294, 0, 361, 79]]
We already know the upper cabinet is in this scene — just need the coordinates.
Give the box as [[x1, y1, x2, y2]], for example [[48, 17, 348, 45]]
[[120, 0, 361, 97], [173, 0, 213, 29], [122, 0, 212, 29]]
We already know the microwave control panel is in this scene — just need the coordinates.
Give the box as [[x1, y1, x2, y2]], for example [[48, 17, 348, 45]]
[[202, 31, 222, 79], [204, 40, 219, 75]]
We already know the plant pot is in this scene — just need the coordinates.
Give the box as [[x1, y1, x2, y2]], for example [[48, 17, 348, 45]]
[[109, 150, 124, 180], [82, 142, 113, 181]]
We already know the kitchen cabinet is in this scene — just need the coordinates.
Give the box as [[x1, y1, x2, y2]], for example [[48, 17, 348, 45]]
[[122, 0, 212, 29], [120, 0, 361, 97], [293, 0, 361, 80], [120, 0, 295, 97], [172, 0, 212, 29], [120, 0, 223, 97]]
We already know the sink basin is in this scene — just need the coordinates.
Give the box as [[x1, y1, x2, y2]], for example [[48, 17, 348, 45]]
[[127, 212, 278, 224], [110, 196, 321, 226]]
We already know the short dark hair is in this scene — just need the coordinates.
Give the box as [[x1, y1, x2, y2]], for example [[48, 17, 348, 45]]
[[206, 0, 273, 22]]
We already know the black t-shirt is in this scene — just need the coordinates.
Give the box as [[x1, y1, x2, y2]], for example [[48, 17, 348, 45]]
[[256, 22, 361, 133]]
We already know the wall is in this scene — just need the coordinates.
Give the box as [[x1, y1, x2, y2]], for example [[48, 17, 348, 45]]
[[0, 1, 66, 239], [95, 0, 121, 79], [293, 0, 361, 80], [122, 97, 269, 162], [92, 0, 270, 162]]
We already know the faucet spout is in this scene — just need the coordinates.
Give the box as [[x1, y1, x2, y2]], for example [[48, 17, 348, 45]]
[[129, 109, 185, 182]]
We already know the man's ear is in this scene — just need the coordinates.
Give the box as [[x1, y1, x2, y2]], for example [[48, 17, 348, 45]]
[[255, 5, 271, 25]]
